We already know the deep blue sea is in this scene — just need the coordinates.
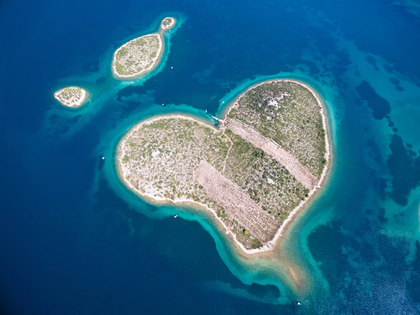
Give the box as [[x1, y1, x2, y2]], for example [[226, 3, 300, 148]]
[[1, 0, 420, 314]]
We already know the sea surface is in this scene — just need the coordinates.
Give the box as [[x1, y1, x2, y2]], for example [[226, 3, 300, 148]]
[[1, 0, 420, 314]]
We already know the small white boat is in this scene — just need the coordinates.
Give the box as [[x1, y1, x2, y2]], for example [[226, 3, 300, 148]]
[[205, 109, 207, 113], [102, 156, 105, 160], [173, 215, 177, 218], [171, 66, 173, 69]]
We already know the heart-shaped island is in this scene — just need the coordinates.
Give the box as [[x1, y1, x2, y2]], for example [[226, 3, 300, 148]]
[[117, 80, 330, 252]]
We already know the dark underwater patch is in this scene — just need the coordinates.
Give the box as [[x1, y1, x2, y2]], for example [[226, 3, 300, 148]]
[[365, 55, 380, 71], [69, 115, 81, 125], [387, 134, 420, 205], [48, 113, 59, 123], [389, 77, 404, 92], [375, 207, 388, 225], [116, 85, 137, 102], [365, 55, 377, 67], [356, 81, 391, 120], [307, 222, 351, 287], [367, 139, 384, 166], [407, 241, 420, 303], [96, 77, 106, 84], [82, 60, 99, 73], [245, 283, 281, 301]]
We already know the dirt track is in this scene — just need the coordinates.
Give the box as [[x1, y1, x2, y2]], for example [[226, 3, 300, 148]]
[[226, 119, 318, 190], [193, 160, 278, 242]]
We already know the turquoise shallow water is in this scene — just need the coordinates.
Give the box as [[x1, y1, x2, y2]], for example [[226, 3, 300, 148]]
[[1, 0, 420, 313]]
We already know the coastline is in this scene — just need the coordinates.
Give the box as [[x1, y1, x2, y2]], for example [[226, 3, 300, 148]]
[[54, 87, 88, 108], [112, 33, 164, 79], [116, 79, 331, 255]]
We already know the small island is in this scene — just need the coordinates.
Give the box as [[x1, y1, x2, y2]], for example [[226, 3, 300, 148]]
[[112, 17, 176, 78], [160, 17, 175, 30], [117, 80, 330, 252], [54, 86, 87, 107]]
